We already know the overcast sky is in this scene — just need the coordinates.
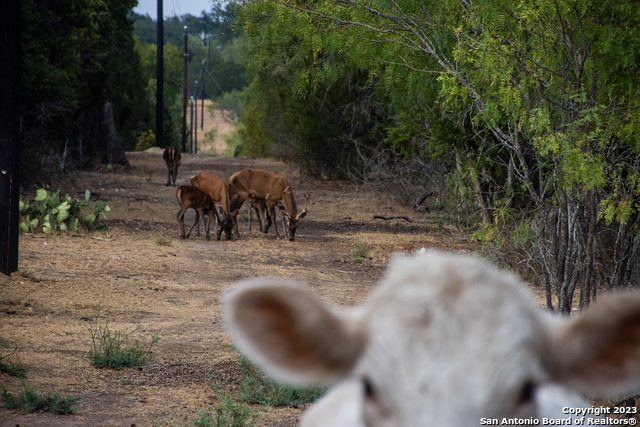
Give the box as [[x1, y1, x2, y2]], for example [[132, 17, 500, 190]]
[[134, 0, 213, 20]]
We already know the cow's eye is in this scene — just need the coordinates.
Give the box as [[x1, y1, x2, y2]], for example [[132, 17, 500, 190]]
[[363, 377, 376, 400], [517, 380, 536, 405]]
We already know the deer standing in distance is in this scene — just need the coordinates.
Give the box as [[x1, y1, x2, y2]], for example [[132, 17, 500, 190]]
[[190, 172, 234, 240], [225, 250, 640, 427], [174, 185, 222, 241], [163, 146, 181, 186], [228, 168, 309, 241]]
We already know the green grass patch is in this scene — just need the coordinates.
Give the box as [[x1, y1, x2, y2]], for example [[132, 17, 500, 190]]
[[193, 394, 259, 427], [154, 235, 172, 246], [350, 241, 370, 263], [0, 337, 27, 379], [88, 309, 159, 369], [236, 353, 325, 408], [2, 383, 79, 414]]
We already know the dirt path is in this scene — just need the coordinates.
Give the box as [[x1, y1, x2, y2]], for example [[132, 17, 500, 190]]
[[0, 151, 474, 426]]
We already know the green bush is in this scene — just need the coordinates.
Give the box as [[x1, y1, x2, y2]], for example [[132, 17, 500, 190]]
[[2, 383, 79, 414], [19, 188, 110, 233], [135, 129, 156, 151], [236, 353, 325, 408], [88, 311, 159, 370], [154, 235, 172, 246], [350, 242, 370, 264], [193, 395, 259, 427]]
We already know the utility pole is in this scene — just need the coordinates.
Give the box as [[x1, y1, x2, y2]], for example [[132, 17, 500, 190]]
[[156, 0, 164, 147], [0, 0, 21, 275], [200, 60, 205, 130], [189, 96, 194, 154], [181, 26, 188, 153], [194, 80, 198, 154]]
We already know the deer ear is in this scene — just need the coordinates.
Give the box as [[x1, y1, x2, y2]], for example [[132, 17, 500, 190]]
[[223, 279, 365, 385], [547, 293, 640, 396]]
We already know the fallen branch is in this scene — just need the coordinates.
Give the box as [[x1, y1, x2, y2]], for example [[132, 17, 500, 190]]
[[373, 215, 411, 223]]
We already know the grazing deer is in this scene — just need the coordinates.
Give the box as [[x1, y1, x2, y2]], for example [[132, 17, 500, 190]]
[[225, 250, 640, 427], [163, 146, 181, 186], [174, 185, 222, 241], [228, 168, 309, 241], [190, 172, 234, 240]]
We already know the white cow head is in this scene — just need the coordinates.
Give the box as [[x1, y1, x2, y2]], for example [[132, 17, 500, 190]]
[[223, 251, 640, 427]]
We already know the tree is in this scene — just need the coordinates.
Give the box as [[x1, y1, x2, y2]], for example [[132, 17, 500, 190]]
[[22, 0, 145, 178], [235, 0, 640, 312]]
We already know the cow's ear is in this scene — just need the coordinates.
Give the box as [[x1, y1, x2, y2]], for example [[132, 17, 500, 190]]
[[224, 279, 365, 385], [547, 293, 640, 396]]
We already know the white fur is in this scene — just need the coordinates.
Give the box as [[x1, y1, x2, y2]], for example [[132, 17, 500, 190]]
[[224, 250, 640, 427]]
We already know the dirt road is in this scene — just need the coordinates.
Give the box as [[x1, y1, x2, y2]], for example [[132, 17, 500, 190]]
[[0, 151, 473, 426]]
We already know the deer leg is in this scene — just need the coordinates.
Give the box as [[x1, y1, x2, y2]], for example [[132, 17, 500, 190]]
[[166, 168, 172, 186], [177, 206, 188, 239], [255, 204, 265, 233], [187, 209, 200, 239], [262, 205, 271, 234], [268, 203, 281, 239], [204, 212, 211, 241], [248, 204, 253, 233], [281, 209, 290, 240], [232, 214, 241, 239]]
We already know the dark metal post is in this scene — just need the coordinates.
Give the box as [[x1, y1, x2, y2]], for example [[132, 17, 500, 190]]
[[156, 0, 164, 147], [189, 97, 194, 154], [200, 61, 205, 130], [0, 0, 21, 275], [181, 26, 188, 152], [194, 81, 198, 154]]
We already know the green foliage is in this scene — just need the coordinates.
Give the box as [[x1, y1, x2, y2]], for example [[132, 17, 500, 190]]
[[21, 0, 148, 175], [2, 383, 79, 414], [88, 309, 159, 369], [135, 130, 156, 151], [235, 353, 325, 408], [193, 395, 259, 427], [19, 188, 110, 234], [154, 235, 172, 247], [350, 242, 370, 263], [0, 354, 27, 379], [236, 0, 640, 308]]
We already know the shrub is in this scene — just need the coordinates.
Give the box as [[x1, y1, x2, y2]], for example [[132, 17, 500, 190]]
[[88, 310, 159, 369], [19, 188, 110, 233], [2, 383, 79, 414], [0, 351, 27, 379], [135, 130, 156, 151], [154, 235, 172, 246], [350, 242, 370, 263]]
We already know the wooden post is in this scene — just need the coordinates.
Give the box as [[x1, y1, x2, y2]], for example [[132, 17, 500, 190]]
[[0, 0, 21, 275]]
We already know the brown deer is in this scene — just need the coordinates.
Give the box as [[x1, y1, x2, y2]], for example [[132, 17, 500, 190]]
[[229, 168, 309, 241], [163, 146, 182, 186], [174, 185, 223, 241], [190, 172, 234, 240]]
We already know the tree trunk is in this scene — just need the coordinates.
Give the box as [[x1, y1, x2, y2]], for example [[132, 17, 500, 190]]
[[101, 101, 129, 166]]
